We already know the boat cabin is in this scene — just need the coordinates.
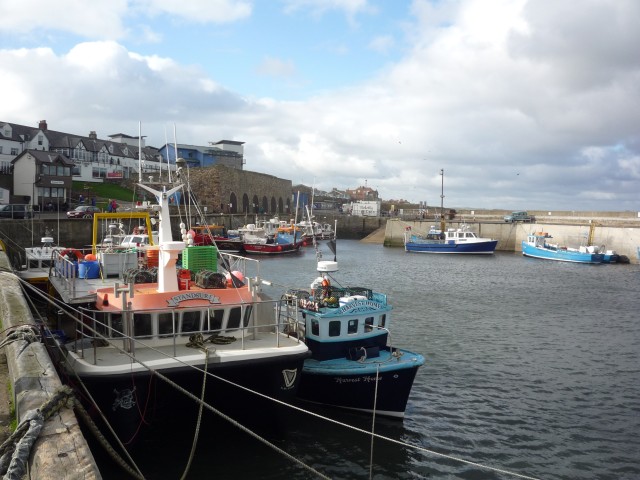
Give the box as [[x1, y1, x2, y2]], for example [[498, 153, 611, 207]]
[[292, 286, 391, 361], [445, 229, 478, 242], [78, 302, 254, 353]]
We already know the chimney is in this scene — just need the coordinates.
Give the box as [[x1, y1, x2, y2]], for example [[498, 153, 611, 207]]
[[38, 120, 48, 130], [89, 131, 97, 140]]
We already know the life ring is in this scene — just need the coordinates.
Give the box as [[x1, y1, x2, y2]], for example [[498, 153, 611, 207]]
[[60, 248, 83, 260]]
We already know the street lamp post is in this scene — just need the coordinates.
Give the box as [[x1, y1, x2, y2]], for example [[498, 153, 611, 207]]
[[440, 169, 445, 231]]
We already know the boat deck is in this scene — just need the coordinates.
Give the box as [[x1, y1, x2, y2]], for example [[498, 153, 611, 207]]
[[49, 274, 118, 304], [66, 331, 308, 375], [302, 348, 424, 375]]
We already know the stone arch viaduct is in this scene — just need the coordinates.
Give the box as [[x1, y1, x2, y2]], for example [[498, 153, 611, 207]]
[[187, 165, 293, 215]]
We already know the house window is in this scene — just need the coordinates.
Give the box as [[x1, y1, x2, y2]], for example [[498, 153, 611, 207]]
[[10, 148, 18, 155], [38, 135, 43, 146], [0, 146, 3, 154]]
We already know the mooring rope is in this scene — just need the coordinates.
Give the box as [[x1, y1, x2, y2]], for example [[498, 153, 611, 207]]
[[0, 386, 74, 480], [179, 349, 208, 480]]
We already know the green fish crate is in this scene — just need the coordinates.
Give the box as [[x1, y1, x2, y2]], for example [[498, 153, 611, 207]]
[[182, 246, 218, 274]]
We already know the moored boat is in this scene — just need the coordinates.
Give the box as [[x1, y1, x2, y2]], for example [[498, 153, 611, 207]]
[[45, 181, 309, 445], [15, 231, 76, 284], [240, 219, 303, 255], [188, 224, 243, 253], [281, 259, 424, 418], [521, 232, 605, 263], [404, 224, 498, 254]]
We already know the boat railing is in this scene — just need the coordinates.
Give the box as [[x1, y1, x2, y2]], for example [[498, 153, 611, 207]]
[[219, 251, 260, 280], [51, 250, 84, 297], [71, 297, 303, 364]]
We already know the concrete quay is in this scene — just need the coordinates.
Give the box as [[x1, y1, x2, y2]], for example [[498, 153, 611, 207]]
[[0, 247, 101, 479]]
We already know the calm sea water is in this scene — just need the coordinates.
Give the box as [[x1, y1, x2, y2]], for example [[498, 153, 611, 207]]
[[93, 240, 640, 480]]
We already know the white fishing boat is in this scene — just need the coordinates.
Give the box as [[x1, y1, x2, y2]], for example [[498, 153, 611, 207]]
[[45, 179, 309, 445], [16, 230, 79, 284]]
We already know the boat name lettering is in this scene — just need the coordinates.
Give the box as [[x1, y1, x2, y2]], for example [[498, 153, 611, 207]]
[[334, 375, 380, 384], [167, 292, 220, 306], [339, 300, 380, 314]]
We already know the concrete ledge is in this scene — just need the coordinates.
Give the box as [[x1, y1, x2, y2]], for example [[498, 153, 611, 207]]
[[0, 252, 101, 479]]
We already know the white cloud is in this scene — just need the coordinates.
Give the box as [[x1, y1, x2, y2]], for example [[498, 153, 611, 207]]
[[0, 0, 130, 39], [368, 35, 395, 54], [134, 0, 252, 23], [256, 57, 297, 78], [1, 0, 638, 210]]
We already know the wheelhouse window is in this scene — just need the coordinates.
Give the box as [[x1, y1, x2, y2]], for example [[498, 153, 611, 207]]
[[133, 313, 153, 337], [158, 312, 176, 337], [110, 313, 124, 338], [364, 317, 374, 332], [329, 320, 341, 337], [243, 305, 253, 328], [227, 306, 242, 330], [347, 319, 358, 334], [92, 312, 109, 337], [207, 308, 225, 332], [379, 314, 386, 328], [311, 319, 319, 336], [181, 310, 201, 334]]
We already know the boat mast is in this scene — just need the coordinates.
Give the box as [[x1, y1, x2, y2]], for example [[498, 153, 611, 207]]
[[138, 121, 142, 184], [440, 168, 445, 232]]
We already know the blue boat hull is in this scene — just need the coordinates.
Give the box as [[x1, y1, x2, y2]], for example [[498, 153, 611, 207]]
[[297, 347, 425, 418], [521, 241, 604, 263], [405, 239, 497, 254]]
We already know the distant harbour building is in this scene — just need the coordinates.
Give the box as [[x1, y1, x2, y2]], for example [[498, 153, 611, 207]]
[[350, 200, 381, 217], [158, 140, 245, 169]]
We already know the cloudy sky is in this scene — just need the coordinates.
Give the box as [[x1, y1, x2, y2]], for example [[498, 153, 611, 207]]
[[1, 0, 639, 211]]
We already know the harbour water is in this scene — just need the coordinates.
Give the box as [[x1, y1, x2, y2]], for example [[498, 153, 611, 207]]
[[89, 240, 639, 479]]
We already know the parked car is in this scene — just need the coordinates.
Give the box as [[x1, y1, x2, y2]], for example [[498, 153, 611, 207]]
[[66, 205, 101, 219], [504, 211, 536, 223], [0, 204, 33, 219]]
